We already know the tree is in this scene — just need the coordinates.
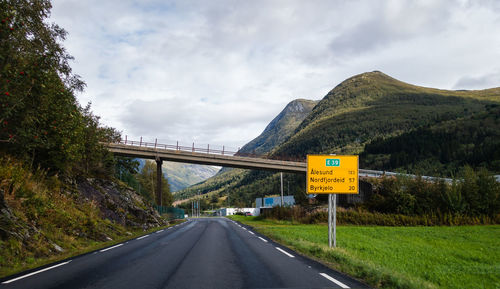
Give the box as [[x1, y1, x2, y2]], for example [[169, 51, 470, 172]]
[[0, 0, 119, 175]]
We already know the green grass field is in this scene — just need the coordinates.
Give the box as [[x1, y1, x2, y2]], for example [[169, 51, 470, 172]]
[[229, 216, 500, 289]]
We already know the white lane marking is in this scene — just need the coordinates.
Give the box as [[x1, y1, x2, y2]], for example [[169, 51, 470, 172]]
[[156, 230, 164, 233], [258, 237, 268, 243], [242, 227, 247, 230], [100, 243, 124, 252], [248, 231, 255, 235], [237, 225, 241, 227], [1, 261, 72, 284], [319, 273, 350, 288], [137, 234, 150, 240], [275, 247, 295, 258]]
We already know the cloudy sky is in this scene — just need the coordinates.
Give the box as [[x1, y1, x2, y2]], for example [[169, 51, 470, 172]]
[[50, 0, 500, 150]]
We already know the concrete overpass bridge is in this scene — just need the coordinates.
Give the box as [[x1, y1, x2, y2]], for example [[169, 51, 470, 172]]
[[104, 139, 454, 205], [105, 139, 308, 205], [106, 141, 306, 174]]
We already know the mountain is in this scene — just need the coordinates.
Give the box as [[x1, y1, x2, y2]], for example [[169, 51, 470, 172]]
[[174, 98, 318, 202], [137, 159, 219, 192], [238, 99, 318, 155], [175, 71, 500, 208], [272, 71, 500, 175], [274, 71, 500, 158], [164, 162, 220, 192]]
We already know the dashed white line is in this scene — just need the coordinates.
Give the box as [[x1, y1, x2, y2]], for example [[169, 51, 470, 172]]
[[137, 234, 150, 240], [1, 261, 72, 284], [156, 230, 164, 233], [275, 247, 295, 258], [258, 237, 268, 243], [248, 231, 255, 235], [242, 227, 247, 230], [100, 243, 123, 252], [319, 273, 350, 288]]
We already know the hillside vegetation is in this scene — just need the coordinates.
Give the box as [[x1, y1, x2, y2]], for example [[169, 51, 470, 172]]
[[0, 157, 165, 277], [274, 71, 500, 161]]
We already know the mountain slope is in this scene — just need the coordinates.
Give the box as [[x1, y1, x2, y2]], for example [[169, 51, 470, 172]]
[[163, 162, 220, 192], [137, 159, 219, 192], [238, 99, 317, 155], [174, 98, 317, 202], [273, 71, 500, 158]]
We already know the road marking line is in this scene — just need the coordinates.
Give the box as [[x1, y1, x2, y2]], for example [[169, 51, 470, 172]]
[[100, 243, 123, 252], [137, 234, 150, 240], [248, 231, 255, 235], [1, 261, 72, 284], [276, 247, 295, 258], [156, 230, 164, 233], [242, 227, 247, 230], [319, 273, 350, 288], [258, 237, 268, 243]]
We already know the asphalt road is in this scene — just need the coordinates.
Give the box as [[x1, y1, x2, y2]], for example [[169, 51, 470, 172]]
[[0, 218, 369, 289]]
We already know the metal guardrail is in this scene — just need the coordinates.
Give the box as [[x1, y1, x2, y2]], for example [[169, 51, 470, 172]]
[[358, 169, 454, 183]]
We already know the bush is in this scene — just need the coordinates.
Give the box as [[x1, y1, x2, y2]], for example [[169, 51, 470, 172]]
[[365, 167, 500, 218], [259, 205, 499, 226]]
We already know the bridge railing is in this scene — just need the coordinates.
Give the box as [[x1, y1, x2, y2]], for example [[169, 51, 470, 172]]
[[119, 138, 239, 156], [116, 137, 306, 162]]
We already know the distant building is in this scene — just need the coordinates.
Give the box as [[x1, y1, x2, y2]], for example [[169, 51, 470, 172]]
[[216, 208, 260, 216], [255, 196, 295, 208]]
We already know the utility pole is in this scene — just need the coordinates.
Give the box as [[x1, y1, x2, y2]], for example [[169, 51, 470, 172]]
[[280, 172, 284, 207]]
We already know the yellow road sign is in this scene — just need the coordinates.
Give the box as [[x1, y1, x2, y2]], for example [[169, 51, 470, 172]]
[[306, 155, 359, 194]]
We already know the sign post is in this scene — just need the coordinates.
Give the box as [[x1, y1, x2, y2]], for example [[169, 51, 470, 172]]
[[307, 155, 358, 248]]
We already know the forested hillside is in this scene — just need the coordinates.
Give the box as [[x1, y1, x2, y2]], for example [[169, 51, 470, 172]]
[[177, 71, 500, 211], [273, 71, 500, 159]]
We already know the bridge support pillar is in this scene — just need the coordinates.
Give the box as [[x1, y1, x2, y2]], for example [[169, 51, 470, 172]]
[[156, 157, 163, 206]]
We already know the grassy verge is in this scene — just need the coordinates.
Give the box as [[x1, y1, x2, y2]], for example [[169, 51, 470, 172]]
[[229, 216, 500, 289], [0, 219, 185, 279]]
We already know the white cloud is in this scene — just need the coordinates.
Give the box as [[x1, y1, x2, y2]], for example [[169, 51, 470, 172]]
[[454, 71, 500, 89], [50, 0, 500, 149]]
